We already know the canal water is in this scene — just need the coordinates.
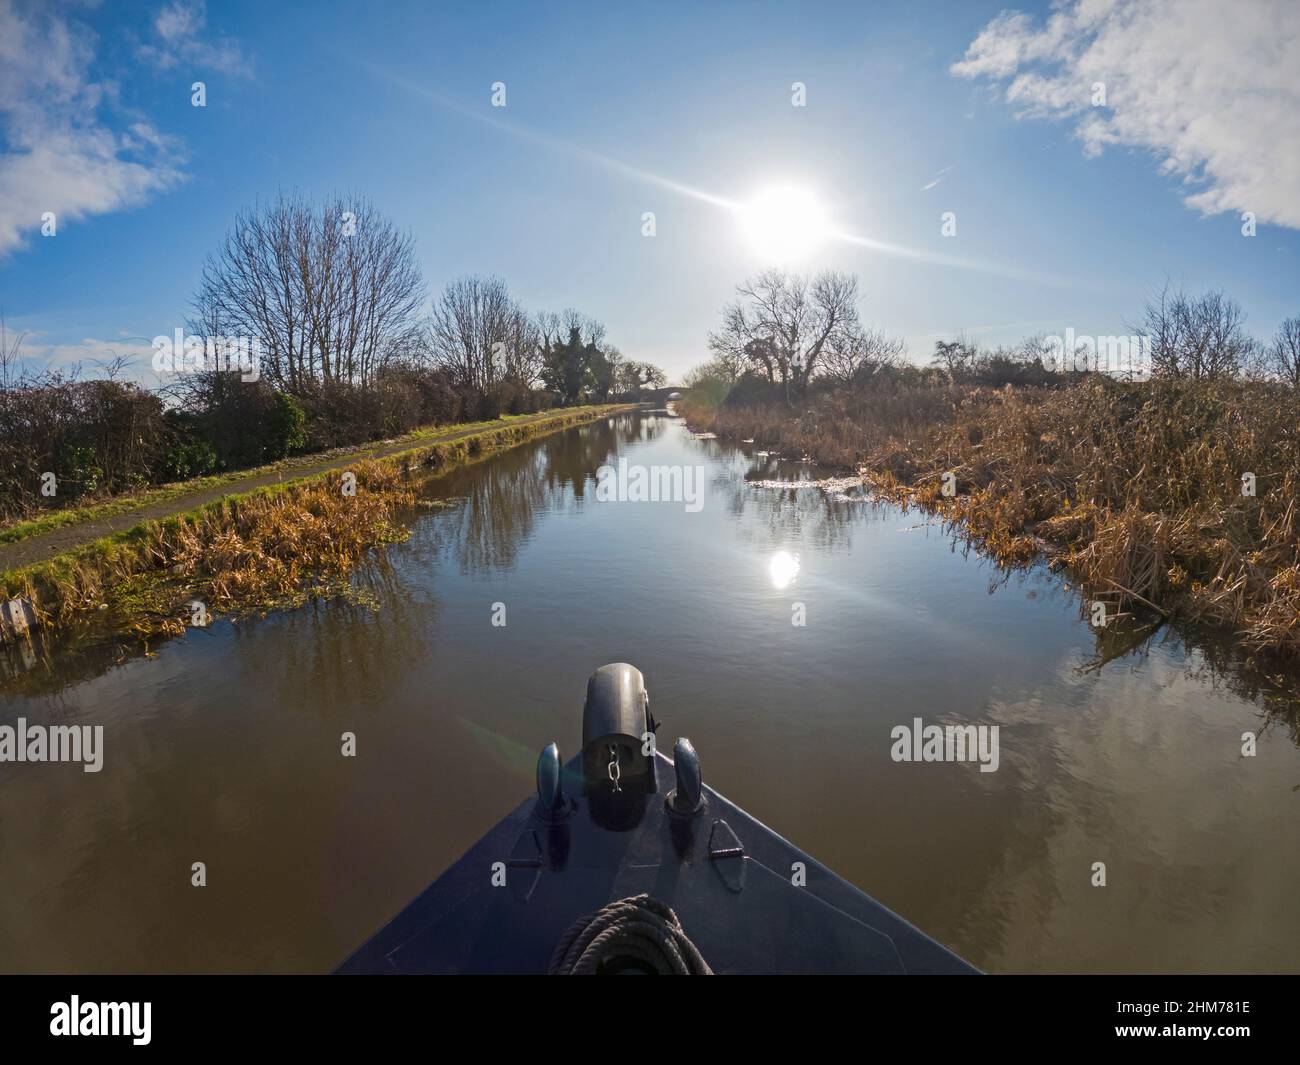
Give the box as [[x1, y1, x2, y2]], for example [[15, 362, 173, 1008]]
[[1, 411, 1297, 972]]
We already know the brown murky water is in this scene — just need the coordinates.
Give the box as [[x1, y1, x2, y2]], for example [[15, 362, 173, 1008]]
[[2, 411, 1297, 973]]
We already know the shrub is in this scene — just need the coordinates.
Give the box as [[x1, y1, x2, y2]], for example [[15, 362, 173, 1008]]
[[0, 377, 168, 519], [158, 412, 219, 483], [267, 392, 306, 458]]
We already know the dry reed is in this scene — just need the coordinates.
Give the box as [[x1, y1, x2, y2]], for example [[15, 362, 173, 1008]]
[[684, 380, 1300, 658]]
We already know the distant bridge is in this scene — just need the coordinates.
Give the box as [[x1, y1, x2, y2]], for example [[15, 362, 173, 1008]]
[[639, 386, 685, 405]]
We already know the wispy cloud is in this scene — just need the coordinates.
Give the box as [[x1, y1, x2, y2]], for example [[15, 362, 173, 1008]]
[[952, 0, 1300, 229], [921, 166, 952, 192], [0, 1, 184, 257], [136, 1, 253, 77], [16, 333, 160, 384]]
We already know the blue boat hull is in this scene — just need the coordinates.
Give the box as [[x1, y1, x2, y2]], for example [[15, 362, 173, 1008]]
[[337, 749, 977, 975]]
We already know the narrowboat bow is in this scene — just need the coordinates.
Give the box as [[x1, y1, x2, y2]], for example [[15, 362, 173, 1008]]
[[337, 663, 979, 975]]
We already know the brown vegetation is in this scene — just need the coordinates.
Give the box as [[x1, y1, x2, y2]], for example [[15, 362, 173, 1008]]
[[683, 379, 1300, 659], [1, 405, 628, 646]]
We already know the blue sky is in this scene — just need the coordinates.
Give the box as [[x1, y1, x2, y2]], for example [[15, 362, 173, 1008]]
[[2, 0, 1298, 383]]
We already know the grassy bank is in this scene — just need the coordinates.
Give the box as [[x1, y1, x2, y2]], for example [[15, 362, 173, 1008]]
[[682, 380, 1300, 660], [1, 405, 630, 644], [0, 410, 556, 547]]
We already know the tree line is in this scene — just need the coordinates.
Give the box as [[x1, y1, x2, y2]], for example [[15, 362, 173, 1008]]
[[692, 268, 1300, 403], [189, 191, 664, 413], [0, 191, 665, 520]]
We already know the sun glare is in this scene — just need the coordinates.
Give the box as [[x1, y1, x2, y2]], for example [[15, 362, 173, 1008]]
[[739, 186, 831, 263], [769, 550, 801, 590]]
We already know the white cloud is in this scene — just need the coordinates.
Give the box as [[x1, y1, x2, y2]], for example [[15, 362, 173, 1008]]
[[0, 2, 185, 257], [155, 1, 204, 43], [952, 0, 1300, 229], [136, 1, 253, 77]]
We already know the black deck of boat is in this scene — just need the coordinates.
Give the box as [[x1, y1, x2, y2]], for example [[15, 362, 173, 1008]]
[[337, 751, 977, 974]]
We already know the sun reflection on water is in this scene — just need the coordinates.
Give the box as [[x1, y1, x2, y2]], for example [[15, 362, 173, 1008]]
[[769, 550, 801, 589]]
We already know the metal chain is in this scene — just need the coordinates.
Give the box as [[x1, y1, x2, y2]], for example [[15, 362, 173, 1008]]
[[607, 744, 622, 793]]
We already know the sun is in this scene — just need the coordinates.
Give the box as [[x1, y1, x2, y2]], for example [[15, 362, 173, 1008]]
[[739, 186, 831, 263]]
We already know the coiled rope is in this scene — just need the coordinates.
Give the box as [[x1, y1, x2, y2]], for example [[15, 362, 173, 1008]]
[[548, 893, 713, 975]]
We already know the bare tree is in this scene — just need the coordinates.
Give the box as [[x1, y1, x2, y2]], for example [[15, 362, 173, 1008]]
[[1264, 314, 1300, 389], [427, 276, 541, 392], [537, 308, 605, 350], [1017, 333, 1055, 366], [0, 314, 28, 390], [641, 362, 667, 390], [705, 343, 746, 384], [1138, 284, 1252, 381], [614, 359, 667, 398], [820, 325, 905, 389], [708, 269, 861, 397], [930, 336, 978, 380], [503, 306, 542, 386], [193, 192, 425, 394]]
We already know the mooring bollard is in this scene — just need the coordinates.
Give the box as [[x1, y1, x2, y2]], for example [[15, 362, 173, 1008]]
[[0, 597, 38, 642]]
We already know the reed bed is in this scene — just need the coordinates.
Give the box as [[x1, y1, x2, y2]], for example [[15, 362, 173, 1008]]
[[4, 460, 413, 642], [684, 380, 1300, 659]]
